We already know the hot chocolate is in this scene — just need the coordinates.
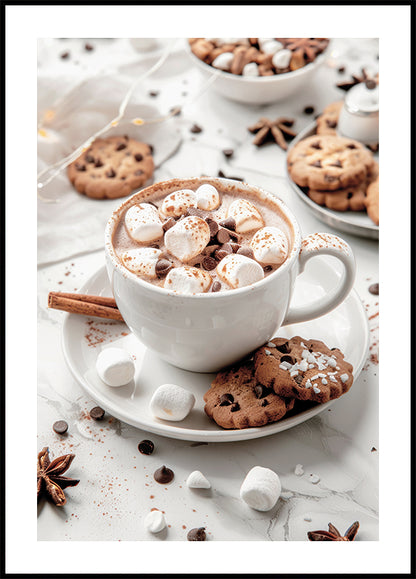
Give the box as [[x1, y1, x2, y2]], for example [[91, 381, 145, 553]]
[[111, 178, 293, 294]]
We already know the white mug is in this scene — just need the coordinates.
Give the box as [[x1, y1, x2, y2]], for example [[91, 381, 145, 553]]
[[105, 177, 356, 372]]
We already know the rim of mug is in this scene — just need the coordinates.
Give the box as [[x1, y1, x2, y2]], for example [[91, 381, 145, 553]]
[[104, 176, 302, 299]]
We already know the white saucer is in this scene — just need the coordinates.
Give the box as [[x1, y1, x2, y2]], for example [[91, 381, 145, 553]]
[[62, 263, 369, 442]]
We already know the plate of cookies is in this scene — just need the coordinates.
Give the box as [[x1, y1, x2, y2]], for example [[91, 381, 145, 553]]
[[286, 115, 379, 240], [62, 259, 369, 442]]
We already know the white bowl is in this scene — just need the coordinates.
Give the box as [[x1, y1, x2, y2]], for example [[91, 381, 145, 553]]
[[186, 40, 330, 105]]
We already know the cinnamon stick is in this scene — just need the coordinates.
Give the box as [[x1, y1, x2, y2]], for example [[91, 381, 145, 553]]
[[48, 292, 124, 322]]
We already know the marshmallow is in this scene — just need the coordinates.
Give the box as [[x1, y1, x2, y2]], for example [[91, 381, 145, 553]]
[[149, 383, 196, 421], [242, 62, 259, 77], [121, 247, 162, 278], [159, 189, 197, 219], [164, 216, 210, 262], [195, 183, 220, 210], [217, 254, 264, 289], [96, 347, 135, 387], [260, 39, 283, 55], [125, 203, 163, 243], [186, 471, 211, 489], [250, 226, 289, 265], [211, 52, 234, 71], [164, 266, 212, 294], [227, 199, 264, 233], [240, 466, 281, 511], [144, 510, 166, 534], [272, 49, 292, 70]]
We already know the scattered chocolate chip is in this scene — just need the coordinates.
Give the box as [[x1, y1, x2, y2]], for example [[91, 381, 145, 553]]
[[222, 148, 234, 158], [90, 406, 105, 421], [84, 43, 94, 51], [263, 265, 273, 272], [303, 106, 315, 115], [155, 259, 173, 278], [60, 51, 70, 59], [237, 246, 254, 259], [275, 342, 290, 353], [149, 90, 159, 97], [186, 207, 205, 218], [134, 169, 144, 176], [281, 355, 295, 365], [214, 249, 229, 261], [211, 281, 222, 292], [187, 527, 206, 541], [368, 283, 379, 295], [230, 243, 240, 253], [230, 402, 240, 412], [202, 256, 217, 271], [162, 218, 176, 232], [329, 159, 343, 167], [153, 465, 174, 484], [311, 141, 322, 150], [206, 218, 219, 237], [94, 158, 103, 168], [216, 228, 231, 244], [53, 420, 68, 435], [371, 446, 377, 452], [338, 66, 346, 73], [365, 79, 377, 90], [116, 142, 127, 151], [219, 217, 236, 231], [190, 123, 203, 134], [106, 168, 116, 178], [138, 440, 154, 455], [326, 119, 337, 128], [219, 393, 234, 406], [75, 163, 86, 172], [310, 160, 322, 168]]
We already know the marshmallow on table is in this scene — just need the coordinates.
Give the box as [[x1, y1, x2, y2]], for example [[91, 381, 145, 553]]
[[240, 466, 281, 511], [164, 266, 212, 294], [227, 199, 264, 233], [272, 49, 292, 69], [144, 510, 167, 534], [250, 226, 288, 265], [96, 347, 135, 387], [121, 247, 162, 278], [217, 254, 264, 289], [186, 471, 211, 489], [195, 184, 220, 210], [125, 203, 163, 243], [159, 189, 197, 219], [150, 383, 196, 421], [164, 216, 210, 262], [242, 62, 259, 76], [211, 52, 234, 71]]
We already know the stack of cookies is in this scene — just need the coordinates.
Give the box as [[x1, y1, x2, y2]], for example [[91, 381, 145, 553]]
[[287, 134, 379, 225], [204, 336, 353, 429]]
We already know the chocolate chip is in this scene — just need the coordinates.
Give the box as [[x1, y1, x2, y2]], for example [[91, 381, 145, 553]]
[[294, 374, 304, 385], [153, 465, 174, 484], [148, 144, 154, 154], [60, 51, 70, 59], [237, 246, 254, 259], [187, 527, 206, 541], [155, 259, 173, 278], [53, 420, 68, 435], [365, 79, 377, 90], [186, 207, 205, 218], [263, 265, 273, 272], [138, 440, 154, 455], [346, 143, 357, 149], [311, 141, 322, 150], [90, 406, 105, 421], [222, 148, 234, 158], [230, 243, 240, 253], [326, 119, 337, 128], [211, 281, 221, 292], [162, 218, 176, 232], [369, 282, 379, 295], [338, 66, 346, 73], [75, 163, 86, 171], [134, 169, 144, 176], [106, 168, 116, 178], [217, 170, 244, 181], [303, 106, 315, 115], [116, 142, 127, 151], [219, 217, 236, 231], [149, 90, 159, 97], [206, 218, 219, 237], [94, 158, 103, 168], [216, 228, 231, 244], [202, 257, 217, 271], [254, 385, 271, 399], [310, 160, 322, 168], [190, 123, 203, 134], [329, 159, 342, 167], [281, 355, 295, 365], [84, 43, 94, 51], [170, 106, 182, 116], [85, 154, 95, 163], [134, 153, 143, 162], [275, 341, 290, 353], [219, 393, 234, 406], [347, 192, 353, 199], [230, 402, 240, 412], [215, 246, 232, 261]]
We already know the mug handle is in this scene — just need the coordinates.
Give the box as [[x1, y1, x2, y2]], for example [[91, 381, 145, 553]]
[[283, 233, 356, 326]]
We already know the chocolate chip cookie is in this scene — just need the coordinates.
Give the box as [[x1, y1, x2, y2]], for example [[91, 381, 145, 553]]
[[287, 135, 374, 191], [67, 135, 154, 199], [316, 101, 343, 136], [308, 180, 367, 211], [365, 176, 379, 225], [204, 362, 294, 429], [254, 337, 354, 404]]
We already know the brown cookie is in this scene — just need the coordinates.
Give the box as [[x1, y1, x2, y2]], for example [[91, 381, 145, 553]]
[[203, 362, 294, 429], [67, 136, 154, 199], [316, 101, 343, 135], [254, 336, 354, 404], [287, 135, 374, 191], [308, 181, 367, 211], [365, 176, 379, 225]]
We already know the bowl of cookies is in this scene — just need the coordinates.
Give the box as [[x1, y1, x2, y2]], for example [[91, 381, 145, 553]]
[[186, 38, 330, 104]]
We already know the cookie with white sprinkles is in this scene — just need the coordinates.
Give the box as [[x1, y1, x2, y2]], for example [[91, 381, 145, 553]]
[[254, 336, 353, 404]]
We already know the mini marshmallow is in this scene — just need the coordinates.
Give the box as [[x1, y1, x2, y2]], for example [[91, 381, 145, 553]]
[[186, 471, 211, 489], [260, 39, 284, 55], [240, 466, 281, 511], [242, 62, 259, 76], [150, 383, 196, 421], [272, 48, 292, 69], [195, 183, 220, 210], [211, 52, 234, 71], [121, 247, 162, 278], [164, 216, 210, 262], [227, 199, 264, 233], [164, 266, 212, 294], [96, 347, 135, 387], [159, 189, 197, 219], [144, 510, 166, 534], [250, 226, 289, 265], [125, 203, 164, 243], [217, 253, 264, 289]]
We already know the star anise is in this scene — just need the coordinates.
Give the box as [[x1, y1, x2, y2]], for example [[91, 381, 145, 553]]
[[248, 117, 297, 150], [37, 447, 79, 507], [277, 38, 329, 62], [337, 68, 378, 91], [308, 521, 359, 541]]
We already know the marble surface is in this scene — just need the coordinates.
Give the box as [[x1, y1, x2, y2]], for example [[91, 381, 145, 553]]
[[37, 37, 379, 542]]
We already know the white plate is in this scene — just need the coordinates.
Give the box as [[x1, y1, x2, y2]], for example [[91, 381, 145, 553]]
[[287, 123, 379, 240], [62, 263, 369, 442]]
